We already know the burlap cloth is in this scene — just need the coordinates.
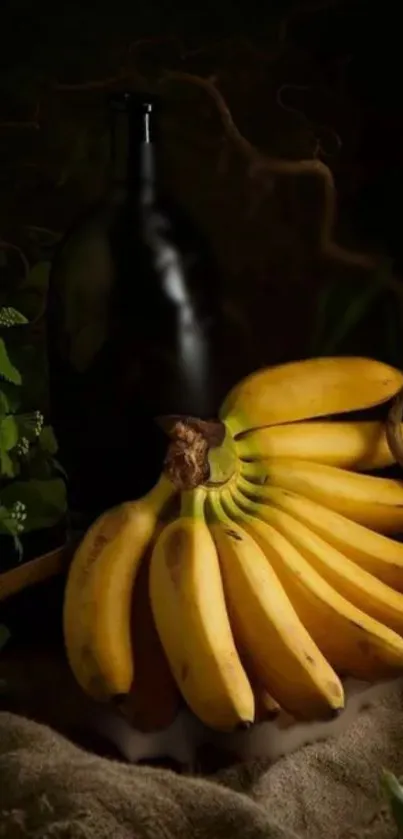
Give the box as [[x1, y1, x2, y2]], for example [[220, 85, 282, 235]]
[[1, 679, 403, 839]]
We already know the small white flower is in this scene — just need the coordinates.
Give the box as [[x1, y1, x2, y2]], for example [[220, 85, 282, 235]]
[[10, 500, 27, 523], [34, 410, 44, 436], [16, 436, 30, 456], [0, 307, 20, 327]]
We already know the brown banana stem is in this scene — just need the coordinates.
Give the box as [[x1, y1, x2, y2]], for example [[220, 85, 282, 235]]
[[159, 415, 226, 490]]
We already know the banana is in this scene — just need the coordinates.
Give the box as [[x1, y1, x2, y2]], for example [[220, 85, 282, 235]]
[[206, 491, 344, 719], [242, 458, 403, 534], [236, 420, 396, 471], [119, 530, 180, 732], [235, 640, 282, 721], [235, 483, 403, 591], [253, 686, 281, 722], [223, 487, 403, 679], [63, 475, 175, 700], [149, 488, 255, 730], [236, 474, 403, 635], [220, 357, 403, 437]]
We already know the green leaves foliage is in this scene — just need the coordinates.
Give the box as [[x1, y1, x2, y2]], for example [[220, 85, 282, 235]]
[[0, 307, 29, 327], [11, 261, 51, 323], [310, 259, 403, 366], [0, 478, 67, 533], [0, 415, 18, 452], [0, 266, 67, 563], [0, 338, 22, 385]]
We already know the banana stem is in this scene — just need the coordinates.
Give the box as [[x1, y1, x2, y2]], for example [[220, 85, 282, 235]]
[[241, 460, 269, 485], [180, 488, 206, 519], [221, 488, 243, 519], [144, 473, 175, 510], [206, 490, 221, 521]]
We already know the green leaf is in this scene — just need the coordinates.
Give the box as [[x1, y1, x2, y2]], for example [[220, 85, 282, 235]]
[[38, 425, 59, 455], [0, 478, 67, 531], [0, 383, 21, 413], [382, 770, 403, 833], [0, 503, 19, 536], [0, 502, 24, 557], [15, 411, 43, 443], [9, 344, 48, 411], [25, 446, 53, 480], [0, 390, 10, 416], [11, 261, 51, 323], [27, 458, 52, 480], [0, 307, 29, 327], [0, 448, 17, 478], [51, 457, 68, 480], [323, 283, 385, 355], [0, 338, 22, 385], [0, 415, 19, 452], [311, 279, 384, 356], [310, 259, 396, 356]]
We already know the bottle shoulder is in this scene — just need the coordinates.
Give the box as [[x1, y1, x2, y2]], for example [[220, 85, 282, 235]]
[[48, 190, 222, 330]]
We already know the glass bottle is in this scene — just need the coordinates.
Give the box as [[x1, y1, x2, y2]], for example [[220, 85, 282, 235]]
[[47, 91, 222, 522]]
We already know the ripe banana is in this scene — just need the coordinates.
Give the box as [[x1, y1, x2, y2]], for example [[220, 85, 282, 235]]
[[149, 487, 255, 730], [253, 686, 281, 722], [63, 475, 174, 700], [236, 474, 403, 635], [236, 642, 282, 721], [220, 356, 403, 437], [236, 420, 396, 471], [206, 491, 344, 719], [242, 458, 403, 534], [235, 484, 403, 591], [223, 488, 403, 680], [119, 531, 180, 732]]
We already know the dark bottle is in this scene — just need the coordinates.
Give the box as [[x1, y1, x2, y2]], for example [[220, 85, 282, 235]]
[[47, 91, 222, 521]]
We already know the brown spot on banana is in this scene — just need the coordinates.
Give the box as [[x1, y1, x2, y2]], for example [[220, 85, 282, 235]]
[[165, 530, 189, 587], [224, 528, 243, 541]]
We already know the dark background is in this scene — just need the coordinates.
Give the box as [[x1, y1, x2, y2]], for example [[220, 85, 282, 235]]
[[1, 0, 402, 377]]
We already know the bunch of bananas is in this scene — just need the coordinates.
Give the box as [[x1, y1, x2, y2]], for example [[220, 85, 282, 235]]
[[64, 356, 403, 731]]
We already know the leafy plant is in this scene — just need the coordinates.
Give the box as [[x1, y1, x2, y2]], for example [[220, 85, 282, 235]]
[[310, 259, 403, 367], [0, 302, 67, 562]]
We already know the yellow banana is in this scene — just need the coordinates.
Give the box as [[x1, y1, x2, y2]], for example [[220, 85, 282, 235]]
[[119, 526, 181, 733], [149, 487, 254, 730], [223, 487, 403, 679], [63, 475, 175, 700], [252, 686, 281, 722], [234, 483, 403, 592], [236, 474, 403, 635], [236, 420, 395, 471], [242, 458, 403, 534], [220, 356, 403, 437], [206, 491, 344, 719]]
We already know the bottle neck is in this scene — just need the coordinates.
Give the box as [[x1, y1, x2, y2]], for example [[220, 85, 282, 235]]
[[109, 99, 159, 205]]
